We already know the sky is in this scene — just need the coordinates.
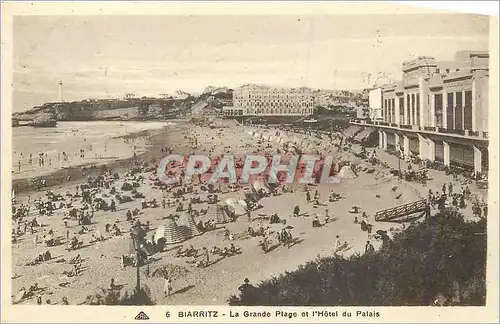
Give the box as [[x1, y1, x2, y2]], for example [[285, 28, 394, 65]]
[[13, 14, 489, 111]]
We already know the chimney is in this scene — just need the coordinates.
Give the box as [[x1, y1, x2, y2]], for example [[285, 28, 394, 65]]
[[59, 81, 64, 102]]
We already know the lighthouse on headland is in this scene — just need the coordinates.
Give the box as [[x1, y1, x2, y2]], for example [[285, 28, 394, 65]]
[[59, 81, 64, 102]]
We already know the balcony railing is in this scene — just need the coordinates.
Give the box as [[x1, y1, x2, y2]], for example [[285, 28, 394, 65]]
[[469, 130, 479, 137], [441, 128, 466, 136], [349, 120, 488, 140]]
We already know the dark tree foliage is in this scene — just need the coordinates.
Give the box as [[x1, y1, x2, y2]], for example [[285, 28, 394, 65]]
[[85, 286, 156, 305], [229, 210, 486, 306]]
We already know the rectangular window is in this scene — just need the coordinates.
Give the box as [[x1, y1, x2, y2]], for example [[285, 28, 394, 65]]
[[406, 94, 411, 124], [434, 94, 443, 127], [399, 97, 405, 123], [411, 94, 416, 125], [384, 99, 388, 121], [416, 95, 420, 126], [387, 99, 390, 121], [447, 92, 454, 129], [464, 90, 473, 130], [455, 91, 463, 130], [391, 99, 396, 123]]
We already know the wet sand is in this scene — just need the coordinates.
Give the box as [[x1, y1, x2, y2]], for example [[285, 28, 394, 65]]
[[12, 121, 190, 194], [10, 121, 483, 306]]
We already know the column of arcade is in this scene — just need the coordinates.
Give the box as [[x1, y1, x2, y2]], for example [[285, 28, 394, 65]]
[[377, 130, 483, 174]]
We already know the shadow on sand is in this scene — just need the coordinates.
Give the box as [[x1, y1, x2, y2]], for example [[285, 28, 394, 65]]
[[171, 284, 195, 296], [288, 238, 304, 248]]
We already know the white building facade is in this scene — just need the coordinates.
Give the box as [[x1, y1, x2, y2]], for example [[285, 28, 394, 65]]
[[351, 51, 489, 175], [233, 84, 314, 116]]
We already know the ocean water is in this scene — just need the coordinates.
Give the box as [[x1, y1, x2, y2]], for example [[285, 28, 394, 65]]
[[12, 121, 174, 169]]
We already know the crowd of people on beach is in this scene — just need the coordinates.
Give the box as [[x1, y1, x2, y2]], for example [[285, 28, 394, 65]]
[[11, 120, 488, 305]]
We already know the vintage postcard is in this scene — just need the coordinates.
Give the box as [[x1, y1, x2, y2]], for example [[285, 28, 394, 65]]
[[1, 1, 498, 323]]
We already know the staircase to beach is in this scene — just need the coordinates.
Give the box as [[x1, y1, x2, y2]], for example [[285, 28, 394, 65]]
[[375, 198, 429, 222]]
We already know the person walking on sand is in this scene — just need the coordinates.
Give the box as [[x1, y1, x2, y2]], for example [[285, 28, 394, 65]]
[[203, 247, 210, 267], [334, 235, 342, 252], [163, 276, 172, 297], [365, 241, 375, 255]]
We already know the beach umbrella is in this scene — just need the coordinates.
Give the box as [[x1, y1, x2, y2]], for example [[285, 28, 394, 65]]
[[285, 225, 294, 229]]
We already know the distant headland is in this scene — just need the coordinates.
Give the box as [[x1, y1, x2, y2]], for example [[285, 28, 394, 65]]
[[11, 96, 195, 127]]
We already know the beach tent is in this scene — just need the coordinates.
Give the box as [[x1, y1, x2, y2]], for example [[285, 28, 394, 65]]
[[154, 218, 185, 245], [222, 197, 248, 216], [338, 165, 358, 179], [215, 204, 231, 224], [252, 179, 271, 195], [177, 212, 202, 238]]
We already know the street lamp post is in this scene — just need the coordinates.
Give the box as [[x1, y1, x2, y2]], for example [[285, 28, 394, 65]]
[[131, 225, 144, 293]]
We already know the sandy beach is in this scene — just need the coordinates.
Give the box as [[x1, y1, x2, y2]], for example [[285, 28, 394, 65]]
[[10, 120, 487, 306]]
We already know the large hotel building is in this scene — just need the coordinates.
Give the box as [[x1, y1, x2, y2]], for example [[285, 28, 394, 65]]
[[227, 84, 314, 116], [351, 50, 489, 175]]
